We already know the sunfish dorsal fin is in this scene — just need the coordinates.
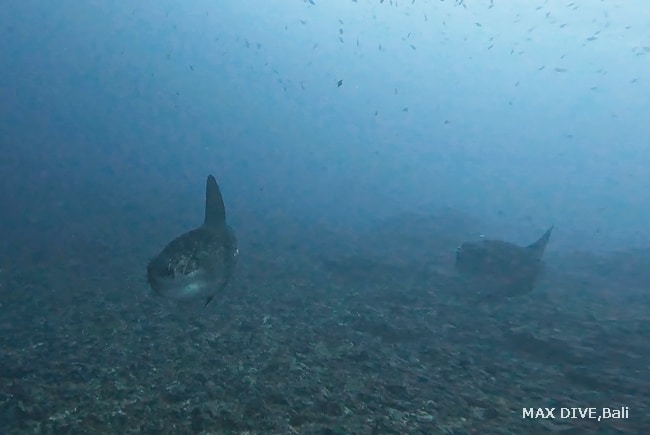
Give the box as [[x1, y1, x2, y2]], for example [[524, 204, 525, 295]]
[[204, 175, 226, 229], [526, 225, 553, 259]]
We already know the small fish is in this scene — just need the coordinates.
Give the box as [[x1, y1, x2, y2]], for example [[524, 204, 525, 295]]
[[337, 79, 343, 87]]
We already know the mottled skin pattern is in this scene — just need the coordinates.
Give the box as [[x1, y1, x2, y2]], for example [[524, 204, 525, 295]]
[[147, 225, 237, 298]]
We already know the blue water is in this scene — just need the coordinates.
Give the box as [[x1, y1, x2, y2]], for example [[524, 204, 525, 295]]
[[1, 1, 649, 433]]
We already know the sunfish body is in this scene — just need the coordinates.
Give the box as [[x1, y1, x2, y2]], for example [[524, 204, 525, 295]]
[[455, 226, 553, 297], [147, 175, 238, 306]]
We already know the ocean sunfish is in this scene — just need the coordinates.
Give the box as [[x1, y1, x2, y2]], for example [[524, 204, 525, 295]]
[[455, 226, 553, 297], [147, 175, 238, 306]]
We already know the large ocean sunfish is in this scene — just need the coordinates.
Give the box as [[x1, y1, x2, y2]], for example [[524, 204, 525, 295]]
[[147, 175, 238, 306], [455, 226, 553, 297]]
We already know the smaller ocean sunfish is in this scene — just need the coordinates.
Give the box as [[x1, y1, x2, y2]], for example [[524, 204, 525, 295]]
[[455, 226, 553, 297], [147, 175, 238, 306]]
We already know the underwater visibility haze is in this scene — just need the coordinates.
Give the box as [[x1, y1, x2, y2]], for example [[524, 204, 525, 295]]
[[1, 0, 649, 433]]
